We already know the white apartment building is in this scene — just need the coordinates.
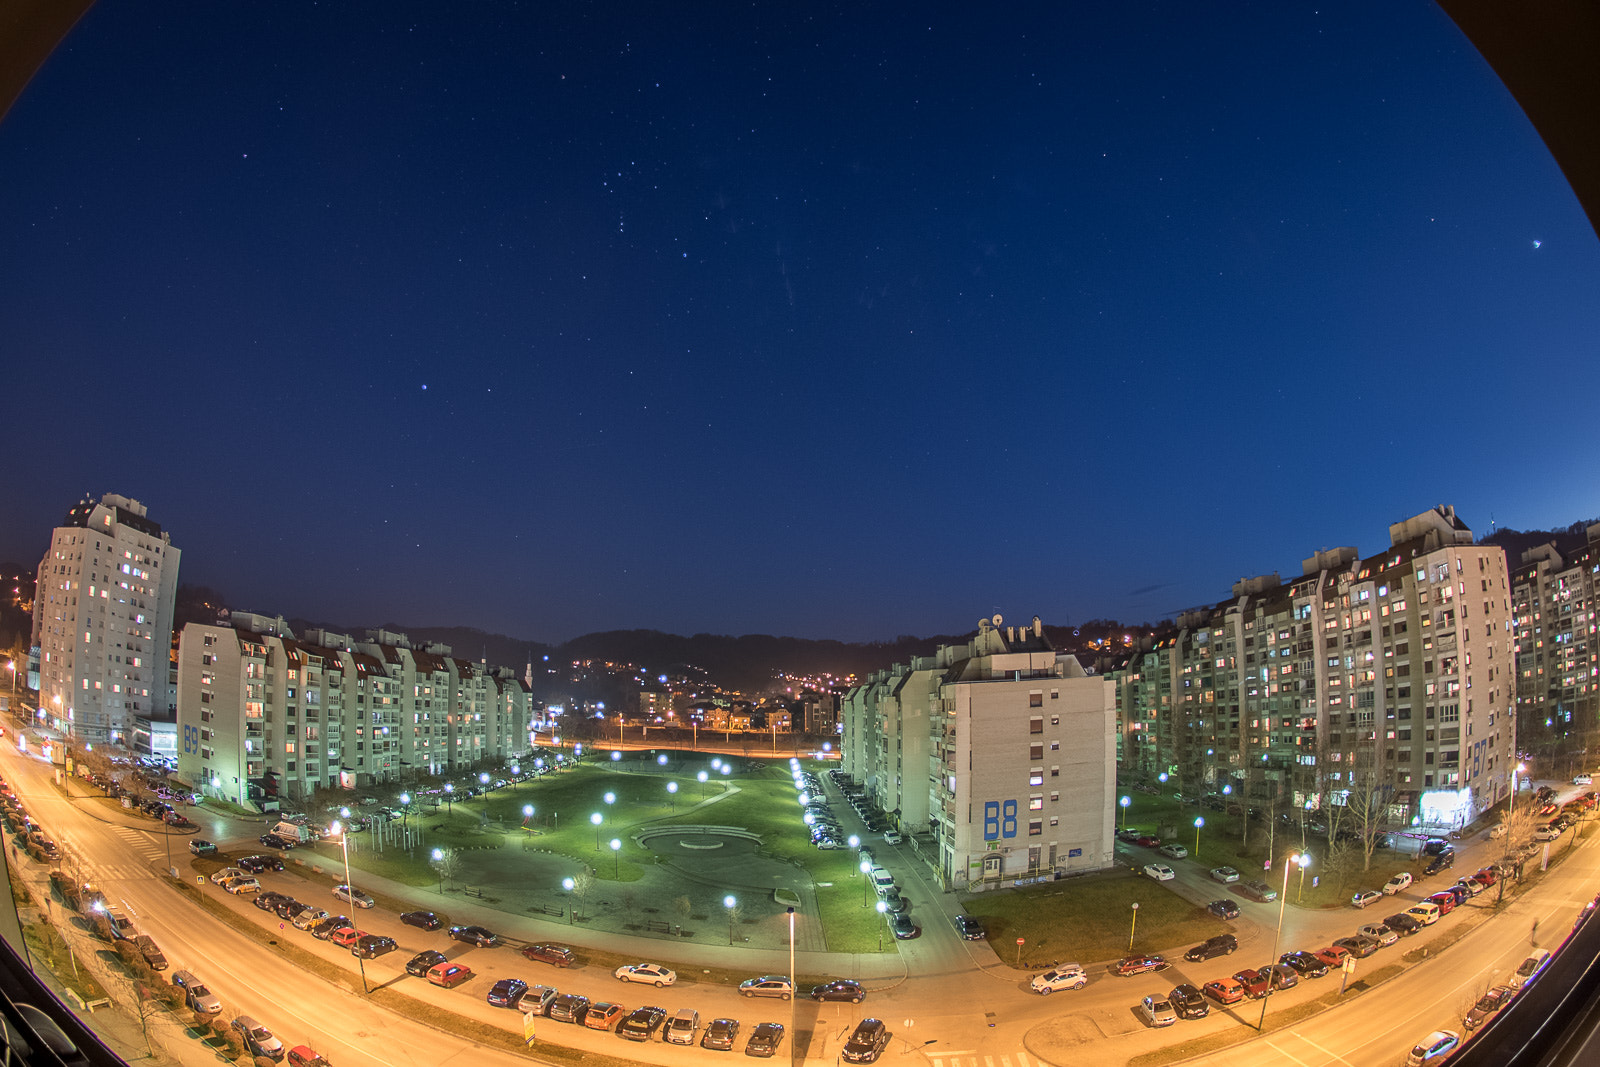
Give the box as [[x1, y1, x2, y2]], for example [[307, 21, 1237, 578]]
[[844, 615, 1117, 890], [177, 616, 531, 806], [31, 494, 180, 746], [1511, 525, 1600, 775]]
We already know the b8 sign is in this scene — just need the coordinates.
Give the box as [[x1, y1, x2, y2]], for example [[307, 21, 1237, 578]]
[[181, 723, 201, 754]]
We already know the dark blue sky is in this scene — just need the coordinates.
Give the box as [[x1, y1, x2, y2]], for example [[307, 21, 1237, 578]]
[[3, 2, 1597, 643]]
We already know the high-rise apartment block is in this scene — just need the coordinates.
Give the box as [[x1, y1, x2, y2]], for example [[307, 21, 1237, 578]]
[[31, 494, 181, 746], [842, 615, 1116, 889], [1510, 524, 1600, 772], [176, 614, 532, 807], [1110, 505, 1515, 832]]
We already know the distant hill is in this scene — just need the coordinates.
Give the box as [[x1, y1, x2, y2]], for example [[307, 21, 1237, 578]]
[[1480, 520, 1597, 565]]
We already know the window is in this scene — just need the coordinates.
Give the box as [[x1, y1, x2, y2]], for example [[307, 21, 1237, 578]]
[[1029, 795, 1044, 810], [1029, 768, 1044, 786], [1050, 740, 1059, 751], [1030, 692, 1043, 707], [1029, 716, 1043, 734], [1050, 716, 1059, 726], [1028, 819, 1042, 836], [1030, 743, 1044, 760]]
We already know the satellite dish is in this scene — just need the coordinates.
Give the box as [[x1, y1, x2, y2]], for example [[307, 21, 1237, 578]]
[[991, 614, 1004, 627]]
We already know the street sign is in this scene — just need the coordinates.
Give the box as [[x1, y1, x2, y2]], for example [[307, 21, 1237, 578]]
[[523, 1012, 537, 1045]]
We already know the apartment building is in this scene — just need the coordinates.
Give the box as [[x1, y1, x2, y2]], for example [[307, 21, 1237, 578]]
[[31, 494, 181, 746], [1110, 505, 1515, 831], [843, 615, 1117, 889], [176, 616, 532, 806], [1511, 524, 1600, 773]]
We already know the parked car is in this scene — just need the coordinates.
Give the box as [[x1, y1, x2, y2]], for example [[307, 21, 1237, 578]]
[[1137, 994, 1178, 1028], [1135, 835, 1162, 848], [223, 877, 261, 896], [1209, 866, 1241, 883], [1157, 843, 1188, 860], [664, 1008, 700, 1045], [1424, 850, 1456, 875], [841, 1018, 891, 1063], [426, 962, 473, 989], [1143, 863, 1177, 881], [1313, 945, 1351, 969], [238, 854, 284, 873], [1279, 951, 1329, 978], [810, 980, 866, 1002], [954, 915, 985, 940], [744, 1021, 785, 1057], [1407, 1029, 1461, 1065], [448, 924, 500, 947], [581, 1001, 625, 1031], [487, 978, 528, 1008], [1359, 923, 1400, 947], [1169, 983, 1209, 1019], [400, 910, 441, 929], [352, 934, 397, 959], [1238, 880, 1278, 902], [1333, 935, 1380, 958], [1115, 955, 1169, 976], [1464, 985, 1516, 1031], [1385, 912, 1423, 935], [1233, 968, 1271, 998], [332, 884, 375, 909], [739, 976, 793, 999], [1207, 899, 1240, 920], [701, 1016, 740, 1050], [522, 942, 575, 967], [329, 927, 363, 948], [406, 950, 448, 977], [1184, 934, 1238, 962], [135, 934, 168, 971], [1512, 949, 1552, 989], [231, 1016, 285, 1062], [889, 913, 919, 939], [616, 1005, 667, 1041], [1351, 890, 1383, 909], [1202, 978, 1246, 1005], [614, 962, 676, 986], [188, 839, 217, 856], [1030, 966, 1088, 994], [172, 970, 221, 1015]]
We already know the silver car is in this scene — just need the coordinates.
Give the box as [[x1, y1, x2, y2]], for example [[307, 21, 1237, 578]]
[[1138, 994, 1178, 1028]]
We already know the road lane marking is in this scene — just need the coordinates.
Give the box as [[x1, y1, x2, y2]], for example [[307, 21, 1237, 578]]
[[1263, 1039, 1318, 1066], [1288, 1032, 1357, 1066]]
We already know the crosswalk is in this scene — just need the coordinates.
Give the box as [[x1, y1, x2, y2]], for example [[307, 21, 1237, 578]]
[[927, 1053, 1038, 1067], [111, 825, 165, 861]]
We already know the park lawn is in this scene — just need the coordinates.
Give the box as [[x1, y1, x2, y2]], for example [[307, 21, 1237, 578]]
[[961, 871, 1225, 967]]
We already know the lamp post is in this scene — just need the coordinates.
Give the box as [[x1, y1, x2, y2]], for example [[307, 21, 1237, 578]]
[[562, 876, 575, 924], [610, 838, 621, 878], [444, 782, 454, 814], [431, 847, 444, 892], [1119, 795, 1130, 831], [786, 907, 796, 1049], [1257, 852, 1309, 1030], [332, 822, 368, 993], [875, 899, 888, 951], [510, 765, 519, 792], [667, 781, 678, 811], [698, 770, 709, 797], [1194, 816, 1205, 858], [1129, 902, 1139, 951], [591, 812, 603, 850], [522, 804, 534, 829], [860, 859, 872, 906], [848, 834, 860, 854], [724, 895, 738, 945]]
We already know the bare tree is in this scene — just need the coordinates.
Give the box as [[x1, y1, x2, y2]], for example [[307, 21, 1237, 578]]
[[1343, 769, 1393, 872], [673, 894, 692, 930], [433, 847, 460, 889], [571, 869, 594, 919]]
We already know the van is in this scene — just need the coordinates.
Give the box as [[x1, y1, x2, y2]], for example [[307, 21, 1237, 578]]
[[427, 961, 473, 988], [1405, 902, 1441, 926]]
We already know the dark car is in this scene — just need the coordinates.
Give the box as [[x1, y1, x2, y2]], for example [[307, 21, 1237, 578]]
[[311, 915, 352, 940], [487, 978, 528, 1008], [401, 910, 441, 930], [238, 855, 284, 874], [841, 1018, 891, 1063], [523, 942, 576, 967], [1464, 985, 1516, 1031], [1207, 899, 1240, 920], [448, 924, 500, 947], [1233, 968, 1271, 998], [617, 1005, 667, 1041], [1185, 934, 1238, 962], [548, 993, 590, 1023], [1422, 837, 1451, 856], [1135, 835, 1162, 848], [189, 839, 217, 856], [135, 934, 168, 971], [253, 891, 291, 913], [1385, 912, 1423, 935], [810, 980, 865, 1003], [1333, 935, 1380, 958], [890, 913, 919, 939], [1279, 951, 1330, 978], [1169, 983, 1209, 1019], [954, 915, 985, 940], [701, 1017, 740, 1050], [258, 833, 295, 850], [352, 934, 397, 959], [1424, 851, 1455, 876], [745, 1021, 785, 1057], [406, 950, 448, 977], [273, 898, 306, 921]]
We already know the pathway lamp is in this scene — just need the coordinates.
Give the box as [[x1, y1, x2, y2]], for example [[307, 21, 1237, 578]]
[[1129, 902, 1139, 951], [1194, 816, 1205, 857], [1118, 795, 1130, 830], [667, 781, 678, 810], [444, 783, 454, 814], [562, 876, 575, 924], [724, 894, 738, 945], [590, 812, 603, 850], [876, 899, 888, 951], [431, 847, 444, 892], [860, 859, 872, 906], [610, 838, 621, 878]]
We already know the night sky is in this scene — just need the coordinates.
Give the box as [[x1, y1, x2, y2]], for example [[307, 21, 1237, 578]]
[[3, 2, 1597, 644]]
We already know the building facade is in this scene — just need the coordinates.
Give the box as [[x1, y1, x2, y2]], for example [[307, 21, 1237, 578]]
[[1511, 525, 1600, 774], [1109, 505, 1516, 832], [843, 614, 1117, 890], [31, 494, 181, 746], [176, 615, 532, 806]]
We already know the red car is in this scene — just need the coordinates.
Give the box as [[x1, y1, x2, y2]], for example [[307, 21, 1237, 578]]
[[329, 927, 363, 948], [1202, 978, 1246, 1005], [1471, 868, 1498, 888], [287, 1047, 331, 1067], [1426, 892, 1457, 915], [1115, 955, 1170, 976], [1135, 836, 1162, 848], [1312, 945, 1351, 969], [1233, 968, 1270, 999]]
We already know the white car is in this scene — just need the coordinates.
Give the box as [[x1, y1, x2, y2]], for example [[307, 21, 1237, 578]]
[[1030, 965, 1087, 994], [614, 963, 677, 987], [209, 867, 248, 885], [1575, 774, 1593, 786], [1382, 872, 1413, 895], [1157, 843, 1188, 860], [1407, 1030, 1460, 1066], [1351, 890, 1383, 909], [1534, 825, 1561, 841], [333, 884, 375, 909], [1512, 949, 1551, 989], [1359, 923, 1400, 946], [1143, 863, 1176, 881], [222, 877, 260, 895], [1209, 866, 1240, 884], [882, 830, 903, 844]]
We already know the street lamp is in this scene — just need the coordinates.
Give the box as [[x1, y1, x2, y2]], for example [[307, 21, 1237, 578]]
[[860, 859, 872, 905], [1194, 816, 1205, 857], [698, 770, 709, 797], [444, 783, 454, 814], [590, 812, 603, 850], [667, 781, 677, 810], [1129, 902, 1139, 951], [1257, 852, 1310, 1030], [875, 899, 888, 951], [847, 834, 859, 852], [331, 822, 368, 993], [610, 838, 621, 878], [1119, 795, 1130, 831], [522, 804, 534, 827], [431, 847, 444, 892], [562, 876, 575, 924], [724, 894, 738, 945]]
